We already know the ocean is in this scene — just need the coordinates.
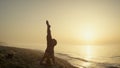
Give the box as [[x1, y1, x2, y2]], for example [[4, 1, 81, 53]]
[[55, 44, 120, 68]]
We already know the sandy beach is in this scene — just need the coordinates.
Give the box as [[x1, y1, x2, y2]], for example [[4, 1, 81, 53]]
[[0, 45, 77, 68]]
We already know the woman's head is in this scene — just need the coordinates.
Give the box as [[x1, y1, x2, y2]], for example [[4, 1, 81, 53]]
[[52, 39, 57, 46]]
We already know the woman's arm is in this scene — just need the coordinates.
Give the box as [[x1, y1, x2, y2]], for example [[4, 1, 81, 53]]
[[46, 20, 52, 41]]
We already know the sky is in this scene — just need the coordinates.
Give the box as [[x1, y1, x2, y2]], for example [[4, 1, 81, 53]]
[[0, 0, 120, 47]]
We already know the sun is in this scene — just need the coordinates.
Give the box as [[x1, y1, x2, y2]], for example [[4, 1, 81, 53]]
[[83, 31, 94, 41], [80, 29, 94, 43], [73, 26, 96, 44]]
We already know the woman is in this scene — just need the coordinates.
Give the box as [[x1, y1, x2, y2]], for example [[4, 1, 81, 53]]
[[40, 20, 57, 65]]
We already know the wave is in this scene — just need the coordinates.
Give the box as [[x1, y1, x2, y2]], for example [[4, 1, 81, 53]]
[[110, 56, 120, 58], [56, 53, 89, 62], [56, 53, 120, 68]]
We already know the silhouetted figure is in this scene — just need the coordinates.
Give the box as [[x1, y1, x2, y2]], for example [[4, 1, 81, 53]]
[[40, 20, 57, 65]]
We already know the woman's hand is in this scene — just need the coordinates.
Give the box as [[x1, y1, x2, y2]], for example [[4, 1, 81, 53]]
[[46, 20, 51, 28]]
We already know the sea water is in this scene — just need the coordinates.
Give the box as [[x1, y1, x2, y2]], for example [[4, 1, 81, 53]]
[[55, 44, 120, 68]]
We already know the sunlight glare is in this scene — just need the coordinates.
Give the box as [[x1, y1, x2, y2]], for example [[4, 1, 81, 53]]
[[85, 45, 93, 60]]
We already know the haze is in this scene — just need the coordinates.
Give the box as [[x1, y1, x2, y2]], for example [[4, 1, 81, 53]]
[[0, 0, 120, 48]]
